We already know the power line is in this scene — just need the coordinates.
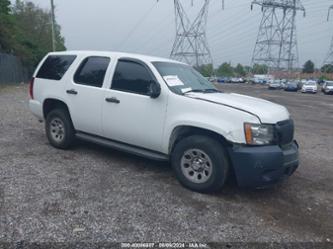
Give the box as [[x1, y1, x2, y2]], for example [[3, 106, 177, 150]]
[[251, 0, 306, 72], [118, 2, 158, 50]]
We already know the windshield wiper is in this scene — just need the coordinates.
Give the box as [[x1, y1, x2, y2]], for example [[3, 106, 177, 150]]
[[183, 89, 221, 95]]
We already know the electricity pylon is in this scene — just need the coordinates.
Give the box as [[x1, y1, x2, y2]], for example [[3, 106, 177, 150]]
[[251, 0, 305, 72], [323, 5, 333, 66], [170, 0, 213, 68]]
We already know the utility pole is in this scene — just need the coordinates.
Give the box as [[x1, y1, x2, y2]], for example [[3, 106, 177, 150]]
[[323, 5, 333, 66], [251, 0, 305, 73], [50, 0, 56, 51], [170, 0, 213, 69]]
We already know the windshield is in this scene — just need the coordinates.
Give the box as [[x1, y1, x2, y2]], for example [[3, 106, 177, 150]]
[[305, 82, 316, 86], [326, 82, 333, 86], [152, 62, 217, 95]]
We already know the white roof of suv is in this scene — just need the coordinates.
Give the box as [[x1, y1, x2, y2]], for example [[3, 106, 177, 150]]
[[48, 50, 183, 64]]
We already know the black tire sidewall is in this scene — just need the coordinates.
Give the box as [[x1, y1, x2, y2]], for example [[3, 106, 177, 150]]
[[45, 109, 74, 149], [171, 135, 229, 193]]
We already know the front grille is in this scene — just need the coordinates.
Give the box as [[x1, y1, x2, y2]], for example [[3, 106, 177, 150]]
[[275, 119, 294, 145]]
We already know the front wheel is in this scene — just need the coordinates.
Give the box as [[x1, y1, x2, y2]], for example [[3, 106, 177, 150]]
[[171, 135, 229, 193], [45, 109, 75, 149]]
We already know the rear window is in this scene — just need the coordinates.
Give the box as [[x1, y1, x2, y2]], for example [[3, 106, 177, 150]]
[[36, 55, 77, 80], [74, 56, 110, 88]]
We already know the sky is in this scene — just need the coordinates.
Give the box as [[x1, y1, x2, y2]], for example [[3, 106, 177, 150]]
[[14, 0, 333, 68]]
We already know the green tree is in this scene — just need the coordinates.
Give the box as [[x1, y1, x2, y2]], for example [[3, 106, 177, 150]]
[[321, 64, 333, 73], [252, 64, 268, 74], [217, 62, 234, 77], [244, 66, 251, 74], [302, 60, 315, 74], [234, 63, 246, 77], [0, 0, 10, 14], [0, 0, 15, 52], [12, 1, 66, 69], [0, 0, 66, 73], [196, 64, 214, 77]]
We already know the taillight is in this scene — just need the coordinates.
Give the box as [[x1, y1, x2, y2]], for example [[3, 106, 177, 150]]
[[29, 77, 35, 99]]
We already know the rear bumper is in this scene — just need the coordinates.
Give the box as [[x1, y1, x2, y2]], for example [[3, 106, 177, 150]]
[[29, 99, 43, 120], [228, 141, 299, 188]]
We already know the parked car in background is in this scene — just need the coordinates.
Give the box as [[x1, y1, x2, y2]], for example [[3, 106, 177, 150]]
[[284, 82, 298, 92], [239, 78, 246, 83], [209, 76, 218, 83], [217, 77, 225, 83], [230, 77, 244, 83], [301, 81, 318, 94], [268, 80, 282, 90], [322, 81, 333, 95]]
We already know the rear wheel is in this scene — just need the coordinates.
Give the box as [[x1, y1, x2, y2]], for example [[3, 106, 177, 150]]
[[171, 135, 229, 193], [45, 109, 75, 149]]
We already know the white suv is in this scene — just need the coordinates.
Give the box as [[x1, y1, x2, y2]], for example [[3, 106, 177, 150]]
[[29, 51, 299, 192]]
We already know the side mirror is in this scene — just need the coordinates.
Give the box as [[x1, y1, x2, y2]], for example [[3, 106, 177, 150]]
[[149, 81, 161, 99]]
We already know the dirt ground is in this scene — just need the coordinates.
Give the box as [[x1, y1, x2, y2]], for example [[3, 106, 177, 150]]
[[0, 83, 332, 244]]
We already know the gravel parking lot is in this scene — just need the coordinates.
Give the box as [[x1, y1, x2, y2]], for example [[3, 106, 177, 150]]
[[0, 83, 332, 243]]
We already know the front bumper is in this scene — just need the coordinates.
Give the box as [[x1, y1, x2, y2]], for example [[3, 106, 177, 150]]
[[285, 88, 298, 91], [228, 141, 299, 188], [324, 89, 333, 94], [302, 88, 317, 93]]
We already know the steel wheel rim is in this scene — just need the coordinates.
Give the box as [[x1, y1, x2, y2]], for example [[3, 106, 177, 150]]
[[180, 149, 213, 184], [50, 118, 65, 143]]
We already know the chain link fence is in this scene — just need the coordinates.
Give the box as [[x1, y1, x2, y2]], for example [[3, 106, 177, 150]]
[[0, 53, 29, 84]]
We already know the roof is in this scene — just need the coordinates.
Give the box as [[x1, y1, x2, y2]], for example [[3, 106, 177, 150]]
[[48, 50, 183, 64]]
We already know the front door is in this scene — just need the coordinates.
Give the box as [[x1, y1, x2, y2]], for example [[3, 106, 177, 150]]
[[102, 59, 168, 152]]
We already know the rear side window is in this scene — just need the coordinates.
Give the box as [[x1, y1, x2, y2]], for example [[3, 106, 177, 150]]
[[74, 56, 110, 88], [36, 55, 76, 80], [111, 60, 154, 95]]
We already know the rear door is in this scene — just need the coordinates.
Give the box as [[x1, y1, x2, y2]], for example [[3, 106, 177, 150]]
[[65, 56, 111, 136]]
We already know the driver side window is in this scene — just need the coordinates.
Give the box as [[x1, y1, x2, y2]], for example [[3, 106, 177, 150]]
[[111, 60, 154, 96]]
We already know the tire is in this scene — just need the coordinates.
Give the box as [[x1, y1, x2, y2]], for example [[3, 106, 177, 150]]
[[45, 108, 75, 149], [171, 135, 229, 193]]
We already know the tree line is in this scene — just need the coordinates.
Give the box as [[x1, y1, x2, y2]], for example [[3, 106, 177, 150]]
[[0, 0, 65, 73], [302, 60, 333, 74], [197, 60, 333, 77], [197, 63, 269, 77]]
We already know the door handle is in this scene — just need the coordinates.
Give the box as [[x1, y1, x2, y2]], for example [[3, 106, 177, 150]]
[[66, 89, 78, 95], [105, 97, 120, 104]]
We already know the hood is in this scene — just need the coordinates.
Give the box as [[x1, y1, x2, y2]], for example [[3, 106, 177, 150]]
[[187, 92, 290, 124]]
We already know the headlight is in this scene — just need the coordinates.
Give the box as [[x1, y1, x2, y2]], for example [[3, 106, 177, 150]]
[[244, 123, 275, 145]]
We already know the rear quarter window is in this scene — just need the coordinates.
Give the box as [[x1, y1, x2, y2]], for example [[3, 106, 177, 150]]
[[74, 56, 110, 88], [36, 55, 77, 80]]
